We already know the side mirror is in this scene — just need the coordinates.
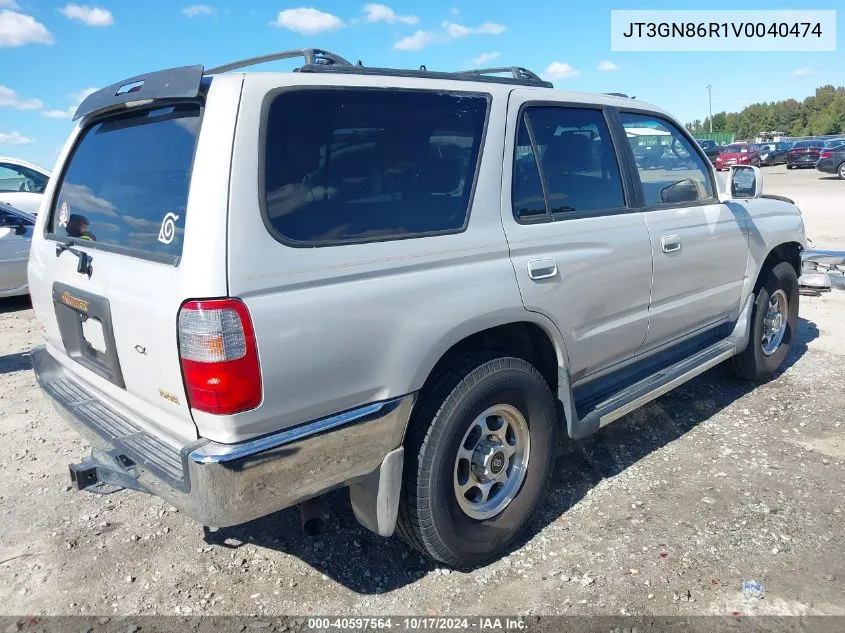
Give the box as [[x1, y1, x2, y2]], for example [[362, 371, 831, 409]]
[[660, 178, 700, 204], [730, 165, 762, 199], [14, 223, 27, 236]]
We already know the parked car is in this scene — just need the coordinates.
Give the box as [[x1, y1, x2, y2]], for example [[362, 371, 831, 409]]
[[695, 138, 721, 164], [787, 139, 825, 169], [715, 142, 761, 170], [758, 142, 789, 166], [27, 49, 806, 567], [822, 137, 845, 149], [0, 202, 35, 298], [816, 144, 845, 179], [0, 157, 50, 215]]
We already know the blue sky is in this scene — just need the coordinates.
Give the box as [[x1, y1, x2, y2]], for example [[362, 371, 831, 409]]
[[1, 0, 842, 169]]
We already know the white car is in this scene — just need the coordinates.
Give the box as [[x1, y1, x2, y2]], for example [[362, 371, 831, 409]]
[[0, 202, 35, 297], [0, 156, 51, 215]]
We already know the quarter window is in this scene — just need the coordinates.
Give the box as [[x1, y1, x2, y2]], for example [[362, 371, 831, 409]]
[[620, 113, 715, 206], [262, 89, 488, 245], [511, 106, 625, 221]]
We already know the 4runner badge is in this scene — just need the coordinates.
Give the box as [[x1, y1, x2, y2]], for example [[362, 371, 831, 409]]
[[157, 212, 179, 245], [58, 201, 70, 228]]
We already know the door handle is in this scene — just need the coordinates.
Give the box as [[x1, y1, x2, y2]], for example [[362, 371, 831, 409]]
[[527, 258, 558, 281], [661, 235, 681, 253]]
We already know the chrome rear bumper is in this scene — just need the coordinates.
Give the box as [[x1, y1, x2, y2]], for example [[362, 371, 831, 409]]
[[32, 345, 413, 527]]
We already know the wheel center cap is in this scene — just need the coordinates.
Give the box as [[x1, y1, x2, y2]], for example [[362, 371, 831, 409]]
[[771, 314, 783, 331], [471, 439, 506, 481]]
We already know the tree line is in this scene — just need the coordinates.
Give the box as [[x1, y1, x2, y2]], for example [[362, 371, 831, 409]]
[[685, 85, 845, 140]]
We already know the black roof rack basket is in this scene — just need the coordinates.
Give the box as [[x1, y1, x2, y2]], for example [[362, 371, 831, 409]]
[[206, 48, 353, 75], [450, 66, 551, 87]]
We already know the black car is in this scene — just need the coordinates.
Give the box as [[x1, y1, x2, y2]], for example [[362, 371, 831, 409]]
[[695, 138, 720, 164], [787, 139, 825, 169], [758, 142, 789, 166], [816, 144, 845, 179]]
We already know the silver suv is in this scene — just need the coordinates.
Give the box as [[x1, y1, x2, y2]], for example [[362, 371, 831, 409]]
[[28, 49, 805, 567]]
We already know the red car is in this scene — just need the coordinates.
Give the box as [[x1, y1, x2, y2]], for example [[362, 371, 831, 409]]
[[715, 142, 761, 171]]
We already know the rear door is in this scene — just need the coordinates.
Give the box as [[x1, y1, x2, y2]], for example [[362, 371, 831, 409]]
[[27, 77, 242, 444], [617, 110, 748, 352], [501, 93, 653, 383]]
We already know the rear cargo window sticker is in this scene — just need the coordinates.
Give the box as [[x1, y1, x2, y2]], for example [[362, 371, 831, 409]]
[[58, 201, 70, 228], [157, 212, 179, 245]]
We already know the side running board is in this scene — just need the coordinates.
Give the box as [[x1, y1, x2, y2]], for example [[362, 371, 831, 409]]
[[577, 339, 736, 432]]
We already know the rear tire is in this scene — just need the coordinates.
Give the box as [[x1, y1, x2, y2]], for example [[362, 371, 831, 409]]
[[838, 162, 845, 180], [732, 261, 799, 381], [786, 164, 793, 170], [396, 354, 557, 568]]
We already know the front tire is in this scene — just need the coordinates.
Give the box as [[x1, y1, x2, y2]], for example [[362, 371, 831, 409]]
[[397, 354, 557, 568], [733, 261, 799, 381], [838, 162, 845, 180]]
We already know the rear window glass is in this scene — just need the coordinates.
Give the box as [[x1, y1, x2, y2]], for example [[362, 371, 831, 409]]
[[793, 140, 824, 148], [49, 104, 200, 262], [263, 88, 488, 245]]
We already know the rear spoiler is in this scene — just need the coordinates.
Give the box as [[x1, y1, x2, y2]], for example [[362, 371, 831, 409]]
[[73, 65, 204, 122]]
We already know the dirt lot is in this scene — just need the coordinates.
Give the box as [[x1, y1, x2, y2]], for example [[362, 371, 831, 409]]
[[1, 165, 843, 617]]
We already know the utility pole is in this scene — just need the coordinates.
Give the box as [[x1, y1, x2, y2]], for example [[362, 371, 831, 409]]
[[706, 84, 713, 133]]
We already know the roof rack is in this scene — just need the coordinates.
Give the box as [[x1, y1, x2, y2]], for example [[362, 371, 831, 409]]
[[604, 92, 636, 99], [450, 66, 551, 87], [206, 48, 353, 75], [207, 48, 552, 88]]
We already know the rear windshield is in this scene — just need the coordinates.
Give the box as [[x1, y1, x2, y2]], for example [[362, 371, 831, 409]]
[[792, 140, 824, 148], [722, 144, 749, 153], [262, 88, 488, 245], [49, 103, 200, 263]]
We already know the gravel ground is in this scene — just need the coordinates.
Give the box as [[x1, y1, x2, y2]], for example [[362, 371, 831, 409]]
[[1, 166, 843, 617]]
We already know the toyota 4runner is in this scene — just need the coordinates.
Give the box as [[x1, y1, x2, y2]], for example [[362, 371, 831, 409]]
[[28, 49, 805, 567]]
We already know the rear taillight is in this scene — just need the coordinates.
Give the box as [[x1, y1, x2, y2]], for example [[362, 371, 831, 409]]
[[821, 151, 832, 158], [178, 299, 261, 415]]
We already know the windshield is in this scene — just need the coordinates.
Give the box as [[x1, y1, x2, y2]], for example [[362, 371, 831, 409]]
[[793, 140, 824, 148], [48, 103, 200, 263]]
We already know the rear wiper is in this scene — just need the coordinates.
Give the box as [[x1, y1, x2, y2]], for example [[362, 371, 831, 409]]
[[56, 241, 93, 277]]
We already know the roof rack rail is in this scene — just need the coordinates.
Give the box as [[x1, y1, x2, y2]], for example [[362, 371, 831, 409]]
[[206, 48, 352, 75], [604, 92, 636, 99], [451, 66, 552, 88]]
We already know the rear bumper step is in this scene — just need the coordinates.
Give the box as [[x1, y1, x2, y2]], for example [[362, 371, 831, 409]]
[[33, 345, 413, 527]]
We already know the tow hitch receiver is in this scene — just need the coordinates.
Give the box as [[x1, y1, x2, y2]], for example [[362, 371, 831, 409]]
[[69, 448, 150, 496]]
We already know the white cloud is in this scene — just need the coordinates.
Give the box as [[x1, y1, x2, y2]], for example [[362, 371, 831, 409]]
[[60, 4, 114, 27], [0, 85, 42, 110], [0, 10, 53, 47], [182, 5, 216, 18], [472, 51, 499, 65], [545, 62, 579, 79], [396, 20, 506, 51], [394, 29, 435, 51], [792, 67, 813, 77], [272, 8, 343, 35], [0, 131, 34, 145], [362, 4, 417, 25], [41, 87, 98, 120], [476, 22, 505, 35], [0, 1, 19, 9], [597, 60, 618, 72]]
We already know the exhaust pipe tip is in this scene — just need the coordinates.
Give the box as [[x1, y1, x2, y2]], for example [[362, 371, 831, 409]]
[[302, 516, 326, 537], [299, 498, 327, 537]]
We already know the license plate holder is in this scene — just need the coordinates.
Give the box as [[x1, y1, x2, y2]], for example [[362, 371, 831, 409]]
[[52, 282, 125, 388]]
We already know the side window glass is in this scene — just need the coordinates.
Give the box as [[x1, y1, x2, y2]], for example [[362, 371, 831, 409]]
[[527, 106, 625, 215], [0, 164, 27, 193], [511, 117, 546, 219], [621, 113, 715, 206]]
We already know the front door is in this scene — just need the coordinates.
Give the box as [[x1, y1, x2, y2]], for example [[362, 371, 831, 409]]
[[617, 111, 748, 352], [500, 94, 653, 384]]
